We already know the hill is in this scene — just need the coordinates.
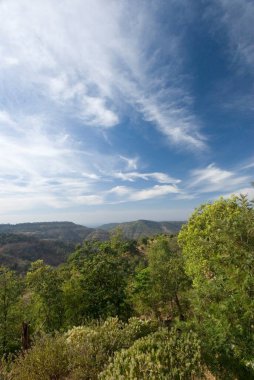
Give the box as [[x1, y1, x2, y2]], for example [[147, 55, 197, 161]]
[[0, 221, 95, 242], [0, 222, 109, 272], [99, 220, 184, 239], [0, 220, 184, 272], [0, 233, 74, 272]]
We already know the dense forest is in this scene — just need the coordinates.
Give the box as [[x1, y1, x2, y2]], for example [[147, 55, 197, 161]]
[[0, 195, 253, 379]]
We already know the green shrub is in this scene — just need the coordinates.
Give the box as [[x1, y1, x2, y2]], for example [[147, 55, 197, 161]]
[[99, 328, 203, 380], [3, 317, 158, 380], [66, 317, 158, 380], [5, 334, 69, 380]]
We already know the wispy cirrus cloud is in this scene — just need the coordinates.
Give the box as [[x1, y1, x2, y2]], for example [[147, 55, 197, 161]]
[[129, 184, 180, 201], [1, 1, 253, 223], [0, 0, 208, 218], [222, 187, 254, 200], [215, 0, 254, 69], [0, 0, 205, 146], [113, 171, 181, 184], [0, 110, 102, 209], [0, 108, 183, 211], [107, 183, 181, 202], [119, 156, 138, 171], [189, 163, 250, 194]]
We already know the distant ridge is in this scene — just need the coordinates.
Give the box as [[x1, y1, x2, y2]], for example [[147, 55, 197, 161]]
[[99, 219, 185, 239], [0, 221, 94, 242], [0, 220, 184, 272]]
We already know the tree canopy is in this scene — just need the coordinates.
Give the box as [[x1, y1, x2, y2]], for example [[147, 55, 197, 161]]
[[178, 195, 254, 377]]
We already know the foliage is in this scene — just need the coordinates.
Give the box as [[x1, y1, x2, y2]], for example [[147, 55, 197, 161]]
[[4, 334, 69, 380], [25, 260, 64, 332], [178, 195, 254, 377], [1, 196, 254, 378], [64, 252, 130, 322], [129, 235, 189, 320], [66, 317, 157, 380], [2, 317, 157, 380], [0, 267, 22, 356], [100, 327, 203, 380], [63, 237, 138, 325]]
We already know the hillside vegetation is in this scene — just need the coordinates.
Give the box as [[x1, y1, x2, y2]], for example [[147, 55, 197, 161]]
[[99, 219, 184, 239], [0, 220, 184, 272], [0, 196, 253, 379]]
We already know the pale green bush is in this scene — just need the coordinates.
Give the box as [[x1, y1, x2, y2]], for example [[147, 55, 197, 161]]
[[99, 328, 203, 380], [66, 317, 158, 380]]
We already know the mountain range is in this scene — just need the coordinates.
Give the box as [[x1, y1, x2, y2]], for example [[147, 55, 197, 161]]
[[0, 220, 184, 272]]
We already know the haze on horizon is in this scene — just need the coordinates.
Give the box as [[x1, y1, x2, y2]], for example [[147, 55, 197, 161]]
[[0, 0, 254, 226]]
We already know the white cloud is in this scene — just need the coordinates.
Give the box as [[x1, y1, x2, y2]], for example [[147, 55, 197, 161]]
[[0, 0, 204, 145], [80, 97, 119, 128], [108, 186, 131, 196], [114, 171, 180, 184], [191, 164, 232, 186], [138, 98, 205, 150], [223, 187, 254, 200], [129, 185, 180, 201], [119, 156, 138, 170], [107, 182, 181, 202], [242, 161, 254, 170], [0, 110, 103, 211], [189, 163, 249, 193]]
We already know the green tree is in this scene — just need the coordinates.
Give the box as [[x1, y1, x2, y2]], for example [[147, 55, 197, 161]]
[[0, 266, 21, 355], [178, 195, 254, 378], [25, 260, 64, 332], [130, 235, 189, 320], [63, 251, 131, 325]]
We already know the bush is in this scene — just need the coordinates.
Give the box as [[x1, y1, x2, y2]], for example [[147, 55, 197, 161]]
[[3, 317, 158, 380], [99, 328, 203, 380], [66, 317, 158, 380], [4, 334, 69, 380]]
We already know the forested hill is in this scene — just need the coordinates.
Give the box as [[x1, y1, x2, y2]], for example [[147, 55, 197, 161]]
[[0, 222, 108, 272], [0, 220, 184, 272], [99, 220, 184, 239], [0, 221, 95, 242], [0, 220, 184, 242]]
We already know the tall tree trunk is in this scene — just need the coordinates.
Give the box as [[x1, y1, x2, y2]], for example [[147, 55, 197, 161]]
[[22, 322, 31, 350]]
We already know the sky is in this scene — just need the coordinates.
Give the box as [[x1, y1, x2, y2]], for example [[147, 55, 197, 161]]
[[0, 0, 254, 226]]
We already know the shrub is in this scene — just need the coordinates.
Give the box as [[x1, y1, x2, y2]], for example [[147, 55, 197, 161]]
[[2, 317, 158, 380], [99, 328, 203, 380], [4, 334, 69, 380], [66, 317, 158, 380]]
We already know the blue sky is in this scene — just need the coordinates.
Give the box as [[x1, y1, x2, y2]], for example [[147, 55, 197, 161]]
[[0, 0, 253, 225]]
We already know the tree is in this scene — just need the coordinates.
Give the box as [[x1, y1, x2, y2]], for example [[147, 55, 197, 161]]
[[130, 235, 189, 320], [0, 266, 21, 355], [178, 195, 254, 378], [25, 260, 64, 332], [63, 251, 132, 324]]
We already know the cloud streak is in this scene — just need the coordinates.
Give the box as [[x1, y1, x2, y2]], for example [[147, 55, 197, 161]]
[[189, 163, 250, 194], [0, 1, 253, 221], [113, 171, 181, 184], [215, 0, 254, 70], [0, 0, 205, 146]]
